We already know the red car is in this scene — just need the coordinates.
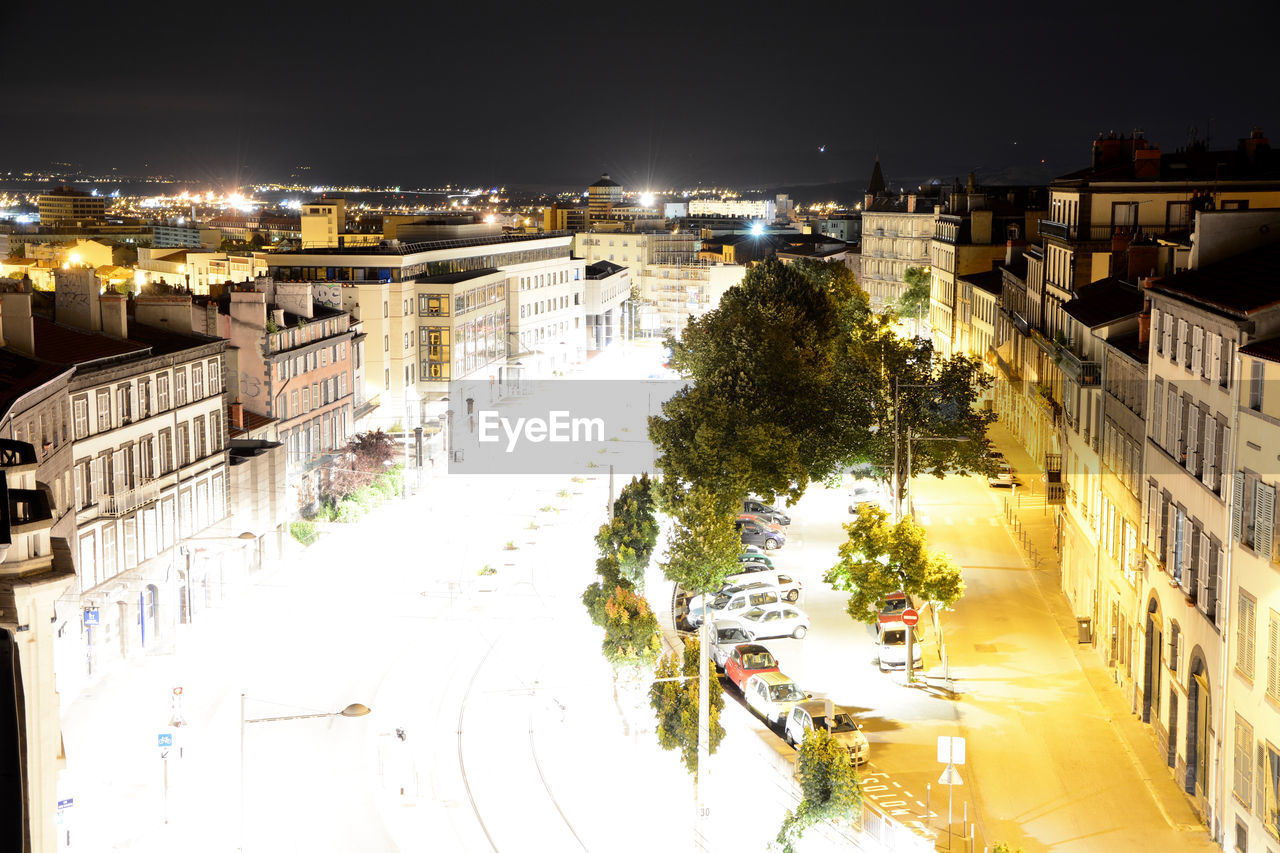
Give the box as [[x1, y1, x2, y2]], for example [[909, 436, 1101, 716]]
[[878, 591, 920, 625], [737, 513, 786, 534], [725, 643, 780, 690]]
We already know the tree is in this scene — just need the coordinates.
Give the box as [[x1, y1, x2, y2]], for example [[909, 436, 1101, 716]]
[[601, 585, 662, 671], [648, 637, 726, 774], [658, 484, 741, 597], [652, 258, 880, 505], [824, 505, 964, 624], [595, 474, 659, 590], [583, 553, 627, 627], [774, 728, 862, 853], [326, 429, 397, 501], [897, 265, 931, 332]]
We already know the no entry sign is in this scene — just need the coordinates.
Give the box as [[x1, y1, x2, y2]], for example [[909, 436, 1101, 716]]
[[901, 608, 920, 626]]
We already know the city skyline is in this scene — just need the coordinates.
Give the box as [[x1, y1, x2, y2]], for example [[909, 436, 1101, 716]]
[[8, 1, 1277, 190]]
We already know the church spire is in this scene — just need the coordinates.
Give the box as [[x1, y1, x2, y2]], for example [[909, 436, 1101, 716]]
[[867, 155, 886, 198]]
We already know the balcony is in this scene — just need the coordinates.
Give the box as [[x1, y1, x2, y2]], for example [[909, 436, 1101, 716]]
[[1058, 345, 1101, 387], [1037, 220, 1179, 243], [99, 478, 160, 518], [1038, 220, 1073, 240]]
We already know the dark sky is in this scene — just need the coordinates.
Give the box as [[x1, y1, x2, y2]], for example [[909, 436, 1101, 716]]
[[6, 1, 1278, 192]]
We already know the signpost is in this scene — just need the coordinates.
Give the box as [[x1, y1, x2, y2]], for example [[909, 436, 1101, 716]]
[[937, 736, 966, 849], [901, 608, 919, 626], [902, 608, 919, 683], [82, 609, 99, 626], [158, 732, 173, 824]]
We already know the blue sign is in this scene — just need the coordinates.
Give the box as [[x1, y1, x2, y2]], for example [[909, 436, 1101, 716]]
[[83, 609, 99, 626], [157, 733, 173, 748], [57, 798, 73, 810]]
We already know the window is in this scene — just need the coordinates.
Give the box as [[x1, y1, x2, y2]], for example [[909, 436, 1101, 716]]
[[1264, 742, 1280, 839], [96, 389, 111, 431], [194, 417, 207, 459], [72, 397, 89, 439], [1240, 592, 1257, 680], [1269, 611, 1280, 701], [159, 429, 172, 473], [138, 379, 151, 418], [1249, 359, 1265, 411], [208, 358, 221, 394], [384, 335, 389, 352], [101, 523, 117, 580], [174, 369, 187, 407], [290, 390, 299, 418], [192, 363, 204, 400], [302, 387, 311, 413], [1256, 480, 1276, 561]]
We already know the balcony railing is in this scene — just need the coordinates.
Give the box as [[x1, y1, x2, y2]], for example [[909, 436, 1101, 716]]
[[99, 477, 160, 518], [1058, 345, 1102, 386], [1037, 220, 1183, 243]]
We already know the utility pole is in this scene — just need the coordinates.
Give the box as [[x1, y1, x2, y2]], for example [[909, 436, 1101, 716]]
[[696, 613, 710, 850]]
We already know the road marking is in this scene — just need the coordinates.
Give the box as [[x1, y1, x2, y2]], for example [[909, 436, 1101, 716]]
[[881, 800, 908, 807], [864, 785, 889, 792]]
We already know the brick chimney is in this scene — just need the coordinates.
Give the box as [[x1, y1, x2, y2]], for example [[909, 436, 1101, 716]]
[[135, 294, 194, 334], [1133, 147, 1162, 179], [230, 399, 244, 429], [1006, 239, 1027, 266], [1127, 244, 1160, 280], [906, 194, 918, 213], [1138, 312, 1151, 347], [100, 292, 128, 339], [863, 193, 874, 210]]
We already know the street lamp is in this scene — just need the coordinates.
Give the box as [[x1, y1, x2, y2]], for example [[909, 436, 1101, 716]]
[[239, 694, 371, 852]]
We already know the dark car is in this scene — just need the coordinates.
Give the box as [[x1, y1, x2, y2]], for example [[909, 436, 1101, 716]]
[[743, 498, 791, 526], [735, 517, 785, 550]]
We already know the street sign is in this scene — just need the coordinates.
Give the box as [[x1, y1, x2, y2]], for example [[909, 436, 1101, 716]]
[[157, 733, 173, 748], [937, 735, 966, 765], [83, 609, 99, 626], [901, 608, 920, 627], [57, 798, 73, 810], [938, 764, 963, 785]]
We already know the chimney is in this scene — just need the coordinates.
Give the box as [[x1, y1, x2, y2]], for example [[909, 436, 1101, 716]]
[[1127, 244, 1160, 280], [966, 171, 976, 193], [53, 267, 102, 331], [135, 294, 194, 334], [1138, 312, 1151, 346], [1006, 239, 1027, 266], [0, 291, 36, 356], [1133, 147, 1162, 179], [864, 192, 874, 210], [230, 399, 244, 429], [100, 292, 128, 339], [907, 194, 918, 213], [1241, 126, 1270, 164]]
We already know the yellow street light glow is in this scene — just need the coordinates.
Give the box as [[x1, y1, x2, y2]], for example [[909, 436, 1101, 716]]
[[68, 252, 82, 266]]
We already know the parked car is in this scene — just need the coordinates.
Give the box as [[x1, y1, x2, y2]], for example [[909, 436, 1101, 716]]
[[738, 551, 774, 570], [723, 569, 801, 602], [740, 603, 810, 640], [988, 460, 1015, 487], [874, 621, 924, 672], [737, 513, 787, 534], [783, 699, 870, 765], [725, 643, 780, 689], [877, 591, 921, 625], [710, 621, 753, 670], [743, 671, 811, 724], [743, 498, 791, 526], [688, 582, 781, 626], [849, 481, 884, 515], [736, 517, 786, 550]]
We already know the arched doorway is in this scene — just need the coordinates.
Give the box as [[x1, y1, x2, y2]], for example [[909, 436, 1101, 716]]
[[1187, 650, 1210, 817], [1143, 597, 1162, 724]]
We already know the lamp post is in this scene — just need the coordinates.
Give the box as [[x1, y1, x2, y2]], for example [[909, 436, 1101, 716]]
[[239, 694, 370, 852]]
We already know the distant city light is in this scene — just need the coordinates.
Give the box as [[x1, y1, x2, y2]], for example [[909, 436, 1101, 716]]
[[750, 222, 765, 236], [639, 192, 655, 207], [484, 214, 496, 224]]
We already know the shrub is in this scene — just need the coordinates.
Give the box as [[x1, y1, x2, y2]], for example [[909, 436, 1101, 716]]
[[478, 565, 497, 576], [334, 499, 364, 524], [372, 474, 398, 500], [289, 520, 318, 546], [314, 501, 335, 523], [353, 486, 381, 511], [504, 540, 518, 550]]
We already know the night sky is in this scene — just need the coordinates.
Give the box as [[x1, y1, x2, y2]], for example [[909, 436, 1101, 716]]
[[6, 1, 1278, 192]]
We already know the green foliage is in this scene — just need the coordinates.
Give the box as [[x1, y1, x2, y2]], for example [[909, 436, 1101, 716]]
[[659, 485, 741, 596], [265, 315, 280, 334], [314, 501, 335, 523], [478, 565, 497, 576], [652, 259, 876, 504], [333, 499, 364, 524], [602, 585, 663, 670], [648, 638, 726, 774], [897, 265, 932, 320], [775, 728, 862, 853], [326, 430, 398, 503], [596, 474, 660, 590], [991, 844, 1026, 853], [824, 505, 964, 623], [288, 520, 317, 545]]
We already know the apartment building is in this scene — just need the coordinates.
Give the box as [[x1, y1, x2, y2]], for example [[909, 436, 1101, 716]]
[[1140, 242, 1280, 828], [1226, 336, 1280, 853], [37, 186, 106, 226], [861, 197, 937, 313], [583, 260, 630, 350], [266, 232, 582, 425], [0, 435, 74, 853], [414, 268, 509, 393]]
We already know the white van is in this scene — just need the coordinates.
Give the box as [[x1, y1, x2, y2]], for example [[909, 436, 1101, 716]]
[[688, 582, 781, 626]]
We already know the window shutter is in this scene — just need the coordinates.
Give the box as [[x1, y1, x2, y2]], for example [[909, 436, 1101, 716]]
[[1192, 326, 1203, 375], [1216, 551, 1226, 629], [1181, 520, 1198, 597], [1147, 484, 1160, 548], [1176, 319, 1187, 366], [1234, 471, 1247, 541], [1173, 395, 1184, 459], [1269, 614, 1280, 699], [1187, 408, 1199, 474], [1197, 532, 1211, 614], [1240, 595, 1255, 679], [1220, 425, 1232, 494], [1166, 389, 1177, 452], [1152, 308, 1161, 354], [1163, 315, 1173, 360], [1202, 417, 1217, 490], [1166, 503, 1177, 576], [1256, 482, 1276, 562], [1211, 334, 1222, 384]]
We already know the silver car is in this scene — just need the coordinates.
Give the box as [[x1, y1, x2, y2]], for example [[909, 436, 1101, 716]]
[[709, 621, 752, 670]]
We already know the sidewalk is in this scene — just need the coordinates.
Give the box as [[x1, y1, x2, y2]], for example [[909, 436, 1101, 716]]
[[980, 421, 1213, 848]]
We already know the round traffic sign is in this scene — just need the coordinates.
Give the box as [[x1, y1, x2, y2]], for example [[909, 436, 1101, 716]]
[[901, 608, 920, 626]]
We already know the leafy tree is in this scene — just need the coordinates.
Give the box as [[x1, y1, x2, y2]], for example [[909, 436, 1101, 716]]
[[658, 485, 741, 596], [897, 265, 931, 329], [325, 429, 397, 501], [648, 637, 726, 774], [583, 552, 627, 627], [595, 474, 660, 589], [775, 728, 862, 853], [601, 585, 662, 670], [7, 243, 25, 259], [824, 505, 964, 624], [653, 259, 876, 505]]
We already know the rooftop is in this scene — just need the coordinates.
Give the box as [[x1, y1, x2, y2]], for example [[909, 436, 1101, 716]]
[[270, 230, 570, 257], [416, 268, 502, 284], [31, 317, 148, 364], [1240, 336, 1280, 365], [590, 174, 620, 188], [1147, 242, 1280, 318], [585, 260, 626, 279], [959, 269, 1005, 297], [1104, 330, 1150, 364], [1062, 277, 1145, 328], [0, 350, 70, 424]]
